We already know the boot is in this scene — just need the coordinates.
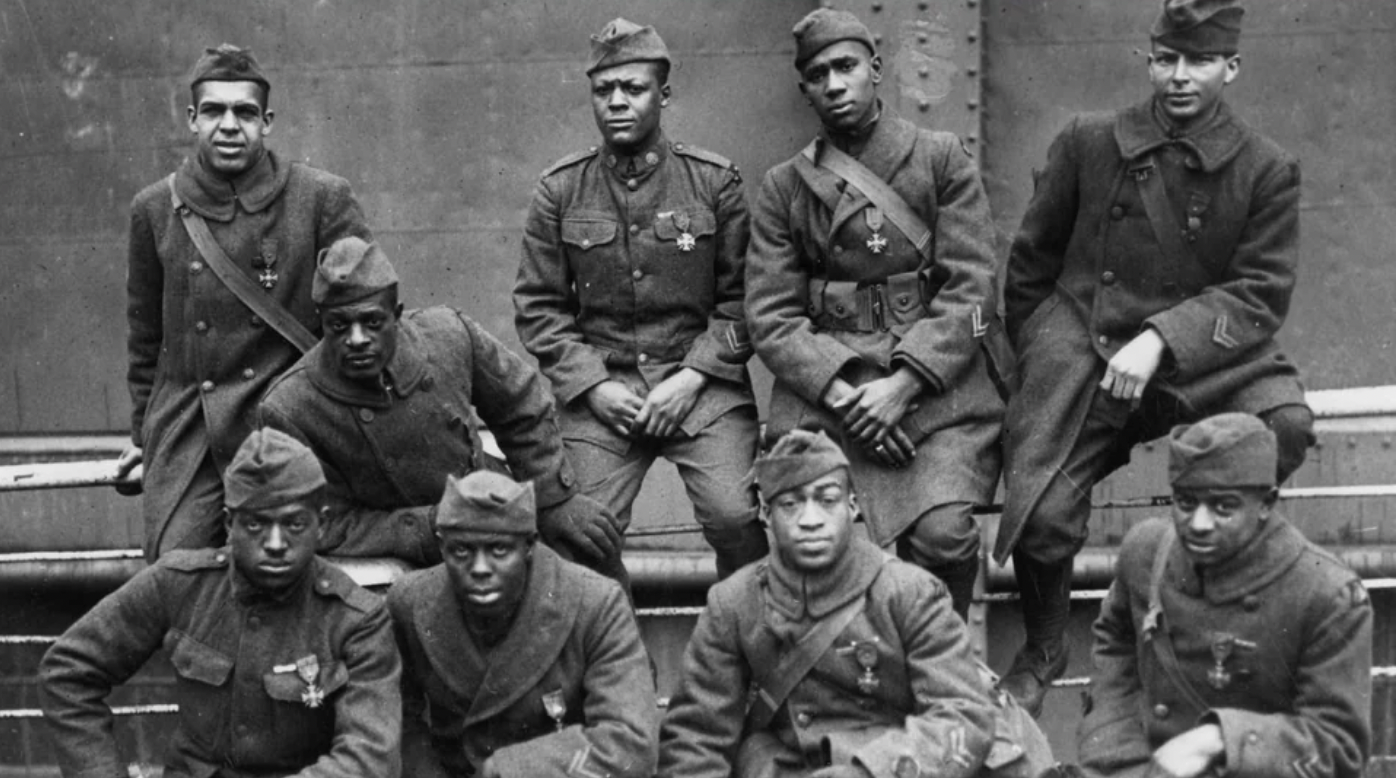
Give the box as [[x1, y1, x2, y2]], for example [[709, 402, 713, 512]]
[[1000, 549, 1073, 718], [928, 556, 980, 623]]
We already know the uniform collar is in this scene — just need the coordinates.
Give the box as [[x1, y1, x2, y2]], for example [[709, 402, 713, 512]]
[[306, 314, 430, 409], [816, 101, 916, 181], [822, 100, 883, 157], [173, 148, 291, 223], [601, 130, 668, 186], [1114, 98, 1248, 173], [764, 535, 885, 620], [1169, 513, 1306, 604], [226, 549, 314, 606]]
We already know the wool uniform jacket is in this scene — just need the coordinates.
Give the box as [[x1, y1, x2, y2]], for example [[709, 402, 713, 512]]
[[1079, 516, 1371, 778], [658, 538, 1046, 778], [40, 550, 401, 778], [259, 307, 578, 566], [514, 132, 754, 453], [127, 151, 370, 555], [998, 100, 1306, 562], [745, 107, 1003, 542], [388, 544, 658, 778]]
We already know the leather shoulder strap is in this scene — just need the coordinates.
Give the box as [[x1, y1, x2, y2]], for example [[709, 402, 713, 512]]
[[1129, 156, 1186, 286], [1143, 526, 1212, 712], [804, 140, 934, 260], [167, 175, 317, 353]]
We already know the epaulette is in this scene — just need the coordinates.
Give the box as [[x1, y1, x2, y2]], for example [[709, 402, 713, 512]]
[[540, 147, 601, 179], [161, 547, 229, 572], [310, 560, 382, 613], [672, 141, 742, 184]]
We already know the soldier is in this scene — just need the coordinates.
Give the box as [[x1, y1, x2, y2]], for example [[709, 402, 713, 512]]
[[514, 18, 768, 580], [744, 9, 1006, 617], [997, 0, 1315, 715], [117, 44, 372, 560], [1068, 413, 1371, 778], [658, 429, 1051, 778], [41, 428, 401, 777], [259, 237, 620, 574], [389, 470, 658, 778]]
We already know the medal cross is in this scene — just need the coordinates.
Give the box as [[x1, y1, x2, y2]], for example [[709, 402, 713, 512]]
[[258, 268, 279, 290], [677, 232, 696, 252], [301, 685, 325, 708], [866, 232, 888, 254]]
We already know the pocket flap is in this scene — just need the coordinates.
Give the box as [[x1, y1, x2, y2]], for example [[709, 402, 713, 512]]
[[561, 219, 617, 250], [263, 660, 349, 704], [653, 208, 716, 240], [171, 635, 234, 687]]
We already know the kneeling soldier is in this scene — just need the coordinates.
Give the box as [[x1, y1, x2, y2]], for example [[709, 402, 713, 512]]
[[658, 430, 1049, 778], [41, 428, 402, 778], [1074, 413, 1371, 778], [389, 470, 658, 778]]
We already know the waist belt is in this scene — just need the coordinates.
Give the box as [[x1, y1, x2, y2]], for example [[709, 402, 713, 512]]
[[808, 268, 940, 333]]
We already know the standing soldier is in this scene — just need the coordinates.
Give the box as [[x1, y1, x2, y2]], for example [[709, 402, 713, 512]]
[[997, 0, 1314, 715], [514, 18, 769, 580], [1070, 414, 1370, 778], [745, 9, 1006, 616], [118, 44, 372, 560], [390, 470, 658, 778], [42, 428, 402, 778], [260, 237, 620, 572]]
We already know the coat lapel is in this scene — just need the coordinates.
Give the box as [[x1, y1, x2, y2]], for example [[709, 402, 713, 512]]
[[307, 316, 429, 409], [416, 567, 490, 706], [820, 109, 919, 242], [1113, 99, 1248, 173]]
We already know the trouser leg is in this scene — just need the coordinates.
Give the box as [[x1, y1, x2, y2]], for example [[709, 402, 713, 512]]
[[148, 451, 227, 561], [667, 406, 770, 580], [560, 436, 654, 591], [901, 501, 980, 621], [1258, 403, 1315, 483]]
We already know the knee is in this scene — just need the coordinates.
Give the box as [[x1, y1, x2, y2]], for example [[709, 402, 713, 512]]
[[1261, 404, 1315, 483], [905, 503, 980, 567]]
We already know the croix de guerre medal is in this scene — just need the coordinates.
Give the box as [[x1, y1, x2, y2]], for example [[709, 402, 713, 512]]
[[254, 239, 279, 291], [854, 642, 881, 695], [541, 689, 567, 732], [1208, 634, 1234, 691], [296, 654, 325, 708], [674, 211, 696, 252], [864, 208, 888, 254]]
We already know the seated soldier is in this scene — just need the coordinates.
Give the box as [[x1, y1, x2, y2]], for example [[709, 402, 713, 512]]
[[658, 429, 1050, 778], [259, 236, 622, 580], [389, 470, 658, 778], [41, 428, 401, 778], [1071, 413, 1371, 778]]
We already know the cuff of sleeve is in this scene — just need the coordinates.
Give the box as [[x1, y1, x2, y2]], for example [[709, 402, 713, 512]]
[[1144, 311, 1203, 380], [889, 354, 944, 395], [682, 356, 745, 385], [1209, 708, 1272, 778], [556, 364, 612, 407], [490, 726, 589, 778]]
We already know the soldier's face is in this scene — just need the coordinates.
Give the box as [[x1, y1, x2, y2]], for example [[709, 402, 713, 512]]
[[1148, 44, 1239, 130], [187, 81, 273, 179], [320, 289, 402, 386], [589, 61, 669, 153], [1171, 486, 1275, 567], [226, 498, 324, 592], [439, 530, 535, 621], [766, 470, 858, 574], [798, 42, 881, 133]]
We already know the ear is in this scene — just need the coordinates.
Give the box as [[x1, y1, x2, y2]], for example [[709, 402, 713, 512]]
[[1222, 55, 1241, 85], [394, 302, 406, 320], [869, 54, 884, 85], [262, 109, 275, 134], [316, 505, 331, 542], [187, 105, 198, 134], [660, 83, 672, 106], [222, 507, 234, 532], [848, 490, 861, 520]]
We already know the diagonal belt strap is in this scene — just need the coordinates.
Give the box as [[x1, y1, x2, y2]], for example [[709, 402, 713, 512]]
[[167, 175, 317, 353], [1130, 155, 1186, 288], [1143, 526, 1212, 712], [803, 140, 933, 261]]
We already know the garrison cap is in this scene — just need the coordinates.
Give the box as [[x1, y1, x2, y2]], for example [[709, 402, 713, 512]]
[[312, 237, 399, 307], [793, 8, 878, 71], [587, 18, 670, 77], [1169, 413, 1276, 489], [1151, 0, 1243, 55], [189, 43, 270, 95], [435, 471, 538, 535], [754, 429, 852, 499], [224, 428, 326, 511]]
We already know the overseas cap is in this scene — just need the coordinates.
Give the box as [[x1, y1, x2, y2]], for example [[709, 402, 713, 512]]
[[312, 237, 399, 307], [754, 429, 852, 499], [435, 471, 538, 535], [587, 18, 670, 77], [1151, 0, 1244, 55], [224, 428, 326, 511], [1169, 413, 1276, 489], [792, 8, 877, 70], [189, 43, 270, 95]]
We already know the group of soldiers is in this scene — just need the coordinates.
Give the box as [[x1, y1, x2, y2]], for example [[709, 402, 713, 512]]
[[33, 1, 1376, 777]]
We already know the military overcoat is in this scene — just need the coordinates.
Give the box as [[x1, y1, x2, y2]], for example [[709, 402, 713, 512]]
[[128, 151, 370, 555], [388, 544, 658, 778], [40, 550, 401, 778], [1079, 517, 1371, 778], [259, 307, 577, 566], [998, 101, 1306, 561], [745, 108, 1002, 542]]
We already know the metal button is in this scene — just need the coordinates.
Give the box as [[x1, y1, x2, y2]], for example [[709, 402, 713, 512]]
[[195, 321, 209, 333], [249, 316, 263, 328], [835, 304, 847, 315], [626, 178, 638, 191], [561, 470, 575, 487], [897, 294, 911, 306], [674, 143, 685, 151], [606, 155, 617, 168], [629, 224, 640, 236], [320, 579, 331, 590], [638, 353, 649, 364], [795, 711, 811, 727], [242, 368, 254, 380], [215, 552, 227, 563], [200, 380, 214, 393], [402, 514, 414, 524], [1153, 703, 1170, 719], [581, 238, 591, 248], [1101, 271, 1116, 285], [645, 152, 659, 166], [1110, 205, 1125, 220], [358, 408, 375, 423], [834, 245, 844, 254], [190, 261, 203, 273], [1246, 733, 1259, 744], [632, 269, 643, 280], [1098, 335, 1109, 346], [1243, 595, 1260, 612]]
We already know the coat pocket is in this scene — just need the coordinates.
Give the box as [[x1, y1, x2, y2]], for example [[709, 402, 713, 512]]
[[652, 207, 717, 243], [263, 659, 350, 704], [169, 632, 234, 750], [561, 218, 618, 251], [171, 632, 233, 687]]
